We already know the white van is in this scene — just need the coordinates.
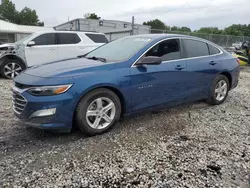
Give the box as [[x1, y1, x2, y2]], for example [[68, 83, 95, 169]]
[[0, 31, 108, 79]]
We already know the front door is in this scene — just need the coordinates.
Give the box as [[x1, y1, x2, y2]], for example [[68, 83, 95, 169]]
[[130, 65, 160, 111], [25, 33, 58, 67], [130, 38, 188, 112]]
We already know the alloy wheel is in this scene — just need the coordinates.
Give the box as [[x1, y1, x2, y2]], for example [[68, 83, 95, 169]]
[[86, 97, 116, 129], [3, 62, 23, 79], [215, 80, 228, 101]]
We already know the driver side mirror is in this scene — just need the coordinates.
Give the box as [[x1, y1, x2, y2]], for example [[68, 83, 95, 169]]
[[27, 41, 35, 47], [136, 56, 162, 66]]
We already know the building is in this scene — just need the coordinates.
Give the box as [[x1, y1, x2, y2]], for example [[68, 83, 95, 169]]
[[0, 18, 151, 43], [54, 18, 151, 41], [0, 20, 54, 43]]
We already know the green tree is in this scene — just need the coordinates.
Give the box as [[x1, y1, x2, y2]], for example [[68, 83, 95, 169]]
[[179, 27, 191, 32], [84, 13, 101, 20], [165, 25, 171, 30], [196, 27, 223, 34], [170, 26, 179, 31], [224, 24, 250, 36], [0, 0, 44, 26], [19, 7, 44, 26], [143, 19, 165, 30], [169, 26, 191, 32], [0, 0, 19, 23]]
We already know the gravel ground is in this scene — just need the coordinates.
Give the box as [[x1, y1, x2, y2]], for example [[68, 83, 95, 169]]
[[0, 68, 250, 188]]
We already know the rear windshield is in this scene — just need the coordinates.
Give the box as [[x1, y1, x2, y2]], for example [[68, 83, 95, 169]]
[[85, 34, 108, 43]]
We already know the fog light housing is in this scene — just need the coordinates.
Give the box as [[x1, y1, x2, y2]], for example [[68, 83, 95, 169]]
[[30, 108, 56, 118]]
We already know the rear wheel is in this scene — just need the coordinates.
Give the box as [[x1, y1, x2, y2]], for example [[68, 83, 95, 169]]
[[0, 59, 25, 79], [206, 75, 229, 105], [75, 88, 121, 136]]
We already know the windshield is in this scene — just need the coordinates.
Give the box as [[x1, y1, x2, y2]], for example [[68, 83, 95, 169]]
[[14, 33, 35, 44], [85, 37, 153, 62]]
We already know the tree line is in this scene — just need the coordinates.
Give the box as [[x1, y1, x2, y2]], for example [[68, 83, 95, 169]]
[[0, 0, 44, 26], [143, 19, 250, 37]]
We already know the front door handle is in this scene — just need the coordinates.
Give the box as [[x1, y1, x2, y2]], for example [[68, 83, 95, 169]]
[[209, 61, 217, 66], [49, 48, 56, 51], [175, 65, 186, 70]]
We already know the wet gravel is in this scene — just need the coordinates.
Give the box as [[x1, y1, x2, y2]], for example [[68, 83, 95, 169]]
[[0, 68, 250, 187]]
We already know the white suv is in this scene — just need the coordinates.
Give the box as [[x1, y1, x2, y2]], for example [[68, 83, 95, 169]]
[[0, 31, 108, 79]]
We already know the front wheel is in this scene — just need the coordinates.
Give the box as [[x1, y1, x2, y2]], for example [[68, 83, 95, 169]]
[[206, 75, 229, 105], [75, 88, 121, 136], [0, 59, 25, 79]]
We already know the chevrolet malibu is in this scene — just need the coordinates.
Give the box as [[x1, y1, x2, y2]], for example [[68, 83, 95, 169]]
[[13, 34, 240, 136]]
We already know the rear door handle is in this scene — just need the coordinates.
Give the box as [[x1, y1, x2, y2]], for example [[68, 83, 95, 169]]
[[175, 65, 186, 70], [209, 61, 217, 65], [49, 48, 56, 50]]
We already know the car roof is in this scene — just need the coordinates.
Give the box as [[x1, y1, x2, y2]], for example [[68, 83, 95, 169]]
[[33, 30, 105, 35]]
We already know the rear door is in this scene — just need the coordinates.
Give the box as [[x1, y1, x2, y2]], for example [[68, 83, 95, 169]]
[[182, 38, 222, 101], [25, 33, 58, 66], [56, 33, 82, 60]]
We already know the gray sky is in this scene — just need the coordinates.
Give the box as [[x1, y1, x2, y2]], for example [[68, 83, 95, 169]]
[[12, 0, 249, 30]]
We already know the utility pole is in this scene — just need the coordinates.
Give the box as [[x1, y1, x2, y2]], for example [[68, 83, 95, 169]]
[[131, 16, 135, 35]]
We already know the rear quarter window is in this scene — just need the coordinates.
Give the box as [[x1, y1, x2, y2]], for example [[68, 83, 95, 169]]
[[85, 34, 108, 43], [208, 44, 221, 55]]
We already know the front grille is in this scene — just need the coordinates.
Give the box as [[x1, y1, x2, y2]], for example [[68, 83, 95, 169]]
[[12, 90, 27, 114]]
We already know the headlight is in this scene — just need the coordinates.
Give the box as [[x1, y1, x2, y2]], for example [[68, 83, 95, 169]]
[[27, 84, 72, 96]]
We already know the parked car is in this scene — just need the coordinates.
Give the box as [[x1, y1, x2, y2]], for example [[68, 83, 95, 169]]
[[0, 31, 108, 79], [13, 34, 240, 136]]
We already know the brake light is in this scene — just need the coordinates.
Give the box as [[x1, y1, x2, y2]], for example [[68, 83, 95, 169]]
[[236, 59, 241, 65]]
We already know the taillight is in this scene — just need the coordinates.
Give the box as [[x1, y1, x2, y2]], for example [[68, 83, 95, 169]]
[[236, 59, 241, 65]]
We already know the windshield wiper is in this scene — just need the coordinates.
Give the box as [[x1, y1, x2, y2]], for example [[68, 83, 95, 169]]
[[86, 56, 106, 62]]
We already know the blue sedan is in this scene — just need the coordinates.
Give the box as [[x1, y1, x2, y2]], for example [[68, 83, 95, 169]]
[[13, 34, 240, 135]]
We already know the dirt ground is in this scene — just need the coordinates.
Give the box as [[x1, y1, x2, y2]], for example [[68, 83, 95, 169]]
[[0, 67, 249, 187]]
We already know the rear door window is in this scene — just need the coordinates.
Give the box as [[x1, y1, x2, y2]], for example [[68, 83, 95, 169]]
[[57, 33, 81, 45], [85, 33, 108, 43], [183, 39, 209, 58], [32, 33, 56, 46]]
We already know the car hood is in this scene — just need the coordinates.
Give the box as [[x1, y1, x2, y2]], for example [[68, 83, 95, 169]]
[[0, 43, 26, 61], [0, 43, 15, 55], [0, 43, 15, 49], [22, 58, 116, 78]]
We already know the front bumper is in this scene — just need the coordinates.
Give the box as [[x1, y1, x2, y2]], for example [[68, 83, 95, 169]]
[[12, 86, 77, 132]]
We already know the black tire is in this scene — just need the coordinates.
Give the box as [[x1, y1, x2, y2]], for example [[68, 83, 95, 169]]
[[75, 88, 121, 136], [0, 58, 25, 79], [206, 74, 230, 105]]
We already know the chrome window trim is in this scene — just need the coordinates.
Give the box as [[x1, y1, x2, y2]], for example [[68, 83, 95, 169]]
[[131, 37, 223, 67]]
